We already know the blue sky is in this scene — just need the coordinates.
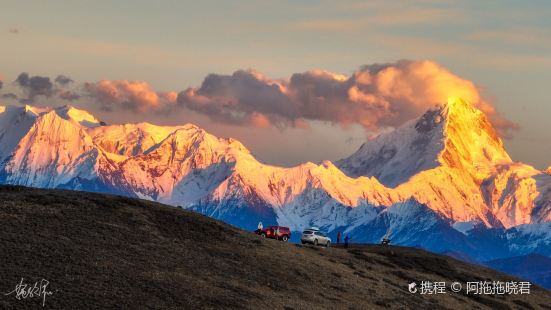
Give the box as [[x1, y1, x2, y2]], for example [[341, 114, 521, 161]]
[[1, 0, 550, 168]]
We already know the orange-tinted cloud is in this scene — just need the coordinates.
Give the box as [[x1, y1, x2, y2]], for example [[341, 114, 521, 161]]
[[84, 80, 176, 112], [177, 60, 517, 137], [27, 60, 516, 137]]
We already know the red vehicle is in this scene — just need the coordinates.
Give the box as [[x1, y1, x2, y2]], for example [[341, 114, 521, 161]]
[[255, 226, 291, 242]]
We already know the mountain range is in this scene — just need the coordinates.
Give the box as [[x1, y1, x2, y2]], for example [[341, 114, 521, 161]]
[[0, 98, 550, 266]]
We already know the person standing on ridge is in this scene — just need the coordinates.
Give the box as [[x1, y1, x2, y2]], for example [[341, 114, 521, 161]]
[[257, 221, 263, 231], [337, 231, 341, 244], [344, 234, 350, 248]]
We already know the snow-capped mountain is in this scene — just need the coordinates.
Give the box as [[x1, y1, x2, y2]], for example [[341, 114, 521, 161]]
[[337, 98, 512, 186], [0, 99, 549, 261], [338, 98, 549, 229]]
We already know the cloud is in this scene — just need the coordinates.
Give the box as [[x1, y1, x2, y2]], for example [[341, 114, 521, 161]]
[[18, 98, 33, 105], [83, 80, 177, 112], [1, 93, 18, 100], [8, 28, 19, 34], [13, 72, 83, 103], [55, 75, 74, 86], [6, 60, 516, 138], [15, 73, 54, 100], [58, 90, 81, 101], [177, 70, 299, 127], [176, 60, 517, 137]]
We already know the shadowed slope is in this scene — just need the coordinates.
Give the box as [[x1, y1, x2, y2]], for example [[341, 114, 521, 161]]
[[0, 186, 549, 309]]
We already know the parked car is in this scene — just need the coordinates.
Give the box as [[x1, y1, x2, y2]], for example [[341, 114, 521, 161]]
[[301, 228, 331, 247], [255, 225, 291, 242]]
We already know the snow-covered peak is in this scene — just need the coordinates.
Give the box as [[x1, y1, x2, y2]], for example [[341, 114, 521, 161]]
[[0, 105, 35, 122], [438, 97, 511, 176], [0, 105, 42, 162], [335, 103, 445, 187], [510, 222, 551, 239], [87, 120, 242, 159], [22, 104, 51, 116], [156, 124, 252, 161], [452, 221, 479, 235], [0, 105, 45, 120], [2, 109, 99, 188], [336, 98, 512, 187], [54, 105, 102, 128], [1, 104, 101, 128], [89, 122, 190, 156]]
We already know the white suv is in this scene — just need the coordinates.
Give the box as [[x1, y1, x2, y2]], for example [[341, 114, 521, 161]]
[[301, 228, 331, 247]]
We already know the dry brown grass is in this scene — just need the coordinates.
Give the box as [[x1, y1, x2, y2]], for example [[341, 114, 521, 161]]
[[0, 185, 549, 309]]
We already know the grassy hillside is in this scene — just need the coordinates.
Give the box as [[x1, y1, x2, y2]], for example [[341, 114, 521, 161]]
[[0, 186, 549, 309]]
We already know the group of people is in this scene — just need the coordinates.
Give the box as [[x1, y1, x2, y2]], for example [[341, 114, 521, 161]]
[[336, 231, 350, 248]]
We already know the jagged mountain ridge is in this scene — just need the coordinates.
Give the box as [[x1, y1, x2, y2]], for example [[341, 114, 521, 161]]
[[338, 98, 549, 228], [337, 98, 512, 188], [0, 100, 549, 261]]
